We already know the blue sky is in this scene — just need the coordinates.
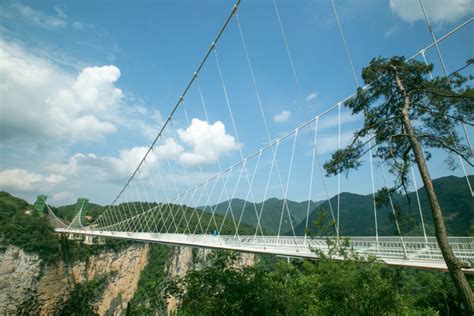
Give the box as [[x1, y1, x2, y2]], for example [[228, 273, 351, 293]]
[[0, 0, 472, 206]]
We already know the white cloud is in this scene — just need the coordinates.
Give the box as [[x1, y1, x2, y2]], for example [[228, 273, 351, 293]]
[[54, 6, 68, 20], [0, 169, 65, 192], [0, 2, 94, 32], [389, 0, 474, 23], [305, 92, 317, 101], [47, 148, 149, 180], [316, 131, 354, 154], [71, 65, 123, 112], [52, 192, 74, 203], [0, 39, 122, 144], [112, 146, 155, 177], [72, 21, 84, 30], [44, 118, 236, 189], [11, 3, 67, 29], [384, 25, 400, 38], [273, 110, 291, 123], [153, 138, 184, 161], [178, 118, 240, 165], [46, 139, 183, 183], [318, 111, 362, 130]]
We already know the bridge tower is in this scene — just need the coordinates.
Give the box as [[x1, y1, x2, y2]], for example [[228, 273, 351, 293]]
[[33, 195, 48, 216]]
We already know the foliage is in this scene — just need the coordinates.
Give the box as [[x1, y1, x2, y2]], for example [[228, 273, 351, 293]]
[[115, 202, 256, 235], [58, 277, 108, 316], [322, 57, 474, 312], [0, 192, 131, 264], [126, 245, 171, 315], [295, 175, 473, 236], [324, 56, 473, 195], [55, 202, 105, 225], [58, 234, 133, 264], [166, 251, 445, 315], [396, 269, 472, 315], [0, 191, 60, 263], [200, 198, 322, 234]]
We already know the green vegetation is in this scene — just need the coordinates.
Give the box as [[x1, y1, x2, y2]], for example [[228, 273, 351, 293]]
[[55, 201, 105, 225], [117, 202, 256, 235], [127, 245, 171, 315], [1, 171, 472, 315], [166, 251, 471, 315], [0, 191, 59, 263], [200, 198, 322, 234], [323, 56, 474, 311], [295, 175, 474, 236], [58, 277, 108, 316], [0, 192, 131, 264]]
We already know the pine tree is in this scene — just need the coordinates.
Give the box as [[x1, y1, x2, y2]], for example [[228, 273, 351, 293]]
[[323, 57, 473, 313]]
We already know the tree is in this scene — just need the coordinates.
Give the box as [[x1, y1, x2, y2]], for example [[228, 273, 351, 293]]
[[323, 56, 473, 313]]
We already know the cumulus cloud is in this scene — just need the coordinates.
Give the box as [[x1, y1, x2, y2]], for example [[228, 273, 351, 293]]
[[153, 138, 184, 161], [47, 138, 183, 183], [71, 65, 123, 112], [389, 0, 474, 23], [178, 118, 240, 165], [273, 110, 291, 123], [0, 39, 122, 144], [306, 92, 317, 101], [0, 169, 65, 192], [47, 148, 148, 180], [45, 118, 237, 189]]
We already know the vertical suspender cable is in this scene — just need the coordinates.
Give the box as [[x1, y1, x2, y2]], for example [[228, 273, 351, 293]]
[[93, 0, 241, 227], [368, 140, 379, 246], [418, 0, 473, 197], [305, 117, 319, 244], [411, 166, 428, 243], [381, 164, 407, 258], [337, 102, 341, 238], [330, 0, 360, 88], [272, 0, 338, 236]]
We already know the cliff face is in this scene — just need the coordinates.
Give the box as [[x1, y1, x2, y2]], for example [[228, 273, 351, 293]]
[[0, 244, 148, 315], [0, 243, 255, 315], [0, 246, 42, 313]]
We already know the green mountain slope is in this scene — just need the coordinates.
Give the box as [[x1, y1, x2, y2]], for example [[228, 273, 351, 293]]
[[199, 198, 323, 234], [55, 202, 105, 225], [294, 175, 474, 236], [0, 191, 59, 261]]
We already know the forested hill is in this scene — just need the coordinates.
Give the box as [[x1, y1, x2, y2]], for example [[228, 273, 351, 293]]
[[294, 175, 474, 236], [199, 198, 323, 234]]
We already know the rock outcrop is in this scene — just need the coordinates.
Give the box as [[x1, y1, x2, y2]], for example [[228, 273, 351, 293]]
[[0, 244, 148, 315], [0, 243, 254, 315], [0, 246, 42, 314]]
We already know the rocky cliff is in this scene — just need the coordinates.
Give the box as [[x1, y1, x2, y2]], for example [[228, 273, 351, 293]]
[[0, 243, 255, 315], [0, 244, 148, 315]]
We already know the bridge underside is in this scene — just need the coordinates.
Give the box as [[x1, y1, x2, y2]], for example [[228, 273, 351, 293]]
[[56, 228, 474, 274]]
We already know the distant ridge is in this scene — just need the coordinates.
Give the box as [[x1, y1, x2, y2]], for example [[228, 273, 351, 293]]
[[199, 198, 323, 234], [293, 175, 474, 236]]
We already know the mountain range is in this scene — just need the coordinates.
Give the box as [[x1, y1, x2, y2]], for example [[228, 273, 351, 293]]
[[199, 198, 323, 235], [200, 175, 473, 236]]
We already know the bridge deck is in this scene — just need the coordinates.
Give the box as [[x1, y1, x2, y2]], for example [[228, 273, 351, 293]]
[[56, 228, 474, 274]]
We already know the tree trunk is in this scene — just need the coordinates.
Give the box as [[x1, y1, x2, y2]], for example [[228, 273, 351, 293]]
[[393, 68, 474, 314]]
